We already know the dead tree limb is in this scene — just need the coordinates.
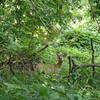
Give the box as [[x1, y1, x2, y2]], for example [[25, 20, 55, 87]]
[[68, 56, 72, 74], [73, 63, 100, 71], [70, 56, 78, 72], [90, 38, 95, 76]]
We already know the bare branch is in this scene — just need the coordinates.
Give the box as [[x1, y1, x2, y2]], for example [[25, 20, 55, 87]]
[[73, 63, 100, 71]]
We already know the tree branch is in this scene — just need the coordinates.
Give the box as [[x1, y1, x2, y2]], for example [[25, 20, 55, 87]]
[[73, 63, 100, 71]]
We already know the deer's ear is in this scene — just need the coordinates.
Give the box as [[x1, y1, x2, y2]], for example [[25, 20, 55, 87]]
[[56, 53, 61, 57], [63, 53, 68, 57]]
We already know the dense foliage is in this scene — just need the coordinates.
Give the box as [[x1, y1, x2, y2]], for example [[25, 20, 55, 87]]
[[0, 0, 100, 100]]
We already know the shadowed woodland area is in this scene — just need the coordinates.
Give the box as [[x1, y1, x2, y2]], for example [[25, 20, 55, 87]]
[[0, 0, 100, 100]]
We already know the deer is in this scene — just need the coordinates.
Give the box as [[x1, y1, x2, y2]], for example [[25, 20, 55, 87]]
[[34, 53, 68, 73]]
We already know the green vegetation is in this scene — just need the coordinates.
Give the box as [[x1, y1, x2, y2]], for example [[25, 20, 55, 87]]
[[0, 0, 100, 100]]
